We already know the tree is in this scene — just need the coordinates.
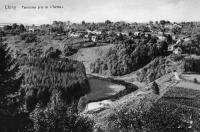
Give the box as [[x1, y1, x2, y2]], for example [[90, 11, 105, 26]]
[[12, 23, 18, 31], [18, 24, 26, 33], [0, 40, 22, 104], [160, 20, 166, 26], [3, 25, 12, 32], [82, 20, 86, 25], [194, 78, 198, 83], [0, 38, 29, 131], [77, 95, 88, 113], [159, 41, 168, 54], [105, 20, 112, 25], [149, 21, 153, 25], [151, 81, 159, 95]]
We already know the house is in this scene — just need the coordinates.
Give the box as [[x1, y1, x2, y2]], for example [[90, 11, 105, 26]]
[[85, 34, 89, 38], [176, 39, 182, 44], [91, 35, 97, 42], [168, 45, 175, 52], [92, 30, 101, 35], [173, 23, 182, 29], [68, 32, 81, 38], [134, 31, 140, 36], [27, 25, 39, 33], [0, 23, 12, 28], [121, 31, 129, 36], [158, 31, 164, 36], [164, 23, 173, 29], [173, 47, 183, 55], [28, 27, 37, 32], [172, 35, 177, 41], [86, 29, 92, 33], [157, 35, 167, 41], [184, 38, 191, 42]]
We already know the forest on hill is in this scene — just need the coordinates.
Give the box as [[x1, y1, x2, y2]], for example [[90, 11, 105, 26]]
[[0, 39, 94, 132]]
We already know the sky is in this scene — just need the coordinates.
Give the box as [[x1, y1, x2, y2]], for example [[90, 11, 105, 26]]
[[0, 0, 200, 25]]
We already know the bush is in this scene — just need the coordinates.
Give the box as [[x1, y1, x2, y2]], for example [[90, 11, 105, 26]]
[[44, 47, 62, 58], [63, 45, 77, 56], [194, 78, 198, 83], [151, 81, 159, 95], [77, 96, 88, 113]]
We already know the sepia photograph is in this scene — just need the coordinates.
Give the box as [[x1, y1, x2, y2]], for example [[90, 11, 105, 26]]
[[0, 0, 200, 131]]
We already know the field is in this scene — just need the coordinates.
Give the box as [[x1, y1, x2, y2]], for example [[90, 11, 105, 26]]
[[181, 73, 200, 82], [160, 77, 200, 109]]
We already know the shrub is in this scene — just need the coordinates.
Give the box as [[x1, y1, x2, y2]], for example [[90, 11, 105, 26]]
[[44, 47, 61, 58], [151, 81, 160, 95], [77, 95, 88, 113], [194, 78, 198, 83]]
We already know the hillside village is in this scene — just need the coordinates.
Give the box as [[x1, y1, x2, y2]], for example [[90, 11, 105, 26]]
[[0, 20, 197, 57]]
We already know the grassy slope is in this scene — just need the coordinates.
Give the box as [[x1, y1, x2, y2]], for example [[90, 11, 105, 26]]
[[160, 74, 200, 109], [69, 44, 114, 73]]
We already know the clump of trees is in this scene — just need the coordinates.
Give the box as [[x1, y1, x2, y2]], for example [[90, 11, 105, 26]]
[[20, 33, 37, 43], [90, 35, 168, 76], [44, 47, 62, 58], [184, 58, 200, 73], [0, 38, 94, 132], [136, 57, 168, 83], [17, 56, 93, 131], [63, 45, 78, 56], [3, 23, 26, 34], [30, 92, 94, 132], [18, 57, 90, 110], [107, 101, 200, 132], [0, 39, 31, 131]]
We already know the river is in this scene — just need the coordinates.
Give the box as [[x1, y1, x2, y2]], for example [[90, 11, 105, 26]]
[[83, 75, 138, 111]]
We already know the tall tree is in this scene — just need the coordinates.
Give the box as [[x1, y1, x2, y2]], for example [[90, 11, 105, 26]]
[[0, 38, 27, 131], [0, 41, 22, 103]]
